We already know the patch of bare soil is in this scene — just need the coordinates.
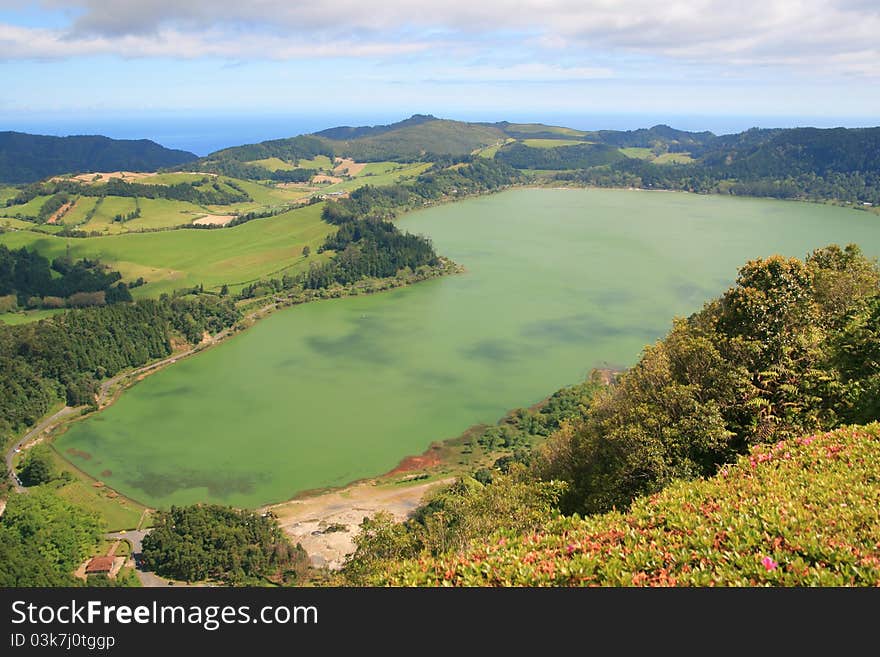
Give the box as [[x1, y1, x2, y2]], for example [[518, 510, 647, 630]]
[[47, 200, 74, 224], [62, 171, 157, 184], [268, 478, 454, 570], [333, 158, 366, 176], [192, 214, 235, 226], [311, 174, 343, 184]]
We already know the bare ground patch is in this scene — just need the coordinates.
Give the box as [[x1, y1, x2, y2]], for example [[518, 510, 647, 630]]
[[268, 478, 453, 570], [311, 174, 344, 184], [333, 158, 366, 177], [192, 214, 235, 226]]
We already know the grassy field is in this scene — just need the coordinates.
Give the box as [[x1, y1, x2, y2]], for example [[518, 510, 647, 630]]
[[0, 202, 336, 296], [246, 157, 296, 171], [1, 216, 65, 232], [143, 172, 210, 185], [229, 178, 307, 206], [0, 194, 51, 219], [131, 198, 208, 229], [521, 138, 586, 148], [47, 447, 146, 531], [79, 196, 138, 234], [0, 186, 18, 204], [296, 155, 334, 170], [0, 308, 66, 325], [60, 196, 96, 225], [321, 163, 432, 194], [654, 152, 695, 164], [504, 123, 588, 137], [355, 162, 407, 177], [620, 147, 655, 159]]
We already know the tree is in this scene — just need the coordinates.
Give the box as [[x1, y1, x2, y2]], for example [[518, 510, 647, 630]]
[[302, 246, 311, 258], [18, 445, 56, 486]]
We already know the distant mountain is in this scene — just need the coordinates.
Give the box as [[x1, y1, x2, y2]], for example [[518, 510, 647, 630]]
[[312, 115, 507, 161], [591, 124, 717, 150], [0, 132, 197, 184]]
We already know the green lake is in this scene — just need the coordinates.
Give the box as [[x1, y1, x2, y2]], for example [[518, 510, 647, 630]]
[[55, 188, 880, 508]]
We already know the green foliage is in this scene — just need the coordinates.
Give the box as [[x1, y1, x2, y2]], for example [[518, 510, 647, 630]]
[[536, 244, 880, 515], [141, 505, 310, 585], [496, 142, 625, 170], [18, 445, 57, 486], [0, 245, 127, 307], [0, 488, 102, 586], [342, 466, 565, 584], [0, 131, 196, 184], [381, 424, 880, 586], [313, 115, 506, 161], [0, 296, 240, 442]]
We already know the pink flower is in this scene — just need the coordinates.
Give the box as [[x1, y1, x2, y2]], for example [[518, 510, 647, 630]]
[[761, 556, 778, 571]]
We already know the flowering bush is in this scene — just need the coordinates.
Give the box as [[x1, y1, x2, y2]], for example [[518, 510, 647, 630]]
[[380, 424, 880, 586]]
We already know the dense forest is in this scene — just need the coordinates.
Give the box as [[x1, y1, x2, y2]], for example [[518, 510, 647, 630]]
[[0, 245, 132, 308], [141, 505, 309, 585], [342, 243, 880, 582], [496, 142, 625, 169], [0, 132, 196, 184], [0, 296, 239, 443], [0, 489, 102, 586]]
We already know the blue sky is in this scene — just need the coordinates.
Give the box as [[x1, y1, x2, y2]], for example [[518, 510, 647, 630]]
[[1, 1, 878, 131]]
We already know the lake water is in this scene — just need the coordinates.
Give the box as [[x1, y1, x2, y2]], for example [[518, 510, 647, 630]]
[[55, 189, 880, 508]]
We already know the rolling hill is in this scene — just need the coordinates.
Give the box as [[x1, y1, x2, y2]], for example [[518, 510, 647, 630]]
[[0, 132, 197, 184]]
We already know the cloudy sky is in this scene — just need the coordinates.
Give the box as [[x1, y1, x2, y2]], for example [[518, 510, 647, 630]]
[[1, 0, 878, 130]]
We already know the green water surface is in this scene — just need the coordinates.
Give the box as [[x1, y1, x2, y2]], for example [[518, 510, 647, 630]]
[[56, 189, 880, 507]]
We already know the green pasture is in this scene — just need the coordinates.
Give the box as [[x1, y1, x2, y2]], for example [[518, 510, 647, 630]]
[[654, 152, 695, 164], [504, 123, 588, 137], [321, 163, 432, 194], [296, 155, 334, 170], [620, 147, 654, 159], [0, 194, 51, 219], [0, 308, 66, 325], [0, 202, 336, 296], [521, 138, 586, 148], [245, 157, 296, 171]]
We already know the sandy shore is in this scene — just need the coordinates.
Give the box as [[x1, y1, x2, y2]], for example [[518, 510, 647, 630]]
[[266, 477, 454, 570]]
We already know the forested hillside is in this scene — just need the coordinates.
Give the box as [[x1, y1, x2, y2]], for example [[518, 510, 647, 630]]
[[342, 243, 880, 584], [0, 132, 197, 184], [380, 424, 880, 586], [0, 296, 239, 442]]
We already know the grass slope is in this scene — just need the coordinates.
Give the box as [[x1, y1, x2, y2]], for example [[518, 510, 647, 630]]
[[0, 203, 335, 296], [521, 139, 586, 149], [317, 118, 507, 161], [382, 424, 880, 586]]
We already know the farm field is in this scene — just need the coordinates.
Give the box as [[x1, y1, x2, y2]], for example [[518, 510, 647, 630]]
[[654, 152, 695, 164], [296, 155, 334, 170], [246, 157, 296, 171], [521, 138, 586, 148], [0, 194, 50, 218], [0, 308, 66, 324], [320, 163, 432, 194], [0, 202, 336, 296], [620, 147, 654, 159]]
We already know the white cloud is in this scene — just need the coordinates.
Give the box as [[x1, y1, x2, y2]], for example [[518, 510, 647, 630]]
[[2, 1, 879, 77]]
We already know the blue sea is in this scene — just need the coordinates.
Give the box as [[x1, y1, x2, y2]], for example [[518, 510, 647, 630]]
[[1, 112, 876, 156]]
